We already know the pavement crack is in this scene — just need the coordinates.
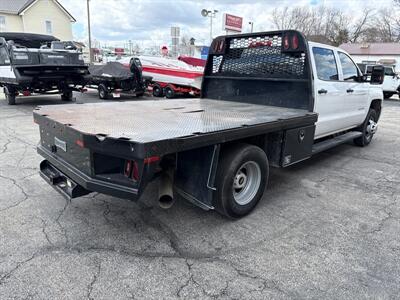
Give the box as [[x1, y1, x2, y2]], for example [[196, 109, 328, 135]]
[[37, 217, 54, 246], [0, 253, 37, 285], [0, 139, 11, 154], [0, 174, 29, 212], [86, 261, 101, 300], [137, 202, 186, 257], [176, 259, 194, 298], [55, 198, 71, 246]]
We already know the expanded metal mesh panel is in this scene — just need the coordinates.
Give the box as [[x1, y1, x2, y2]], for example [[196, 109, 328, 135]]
[[211, 34, 306, 78], [35, 99, 310, 143], [230, 35, 282, 49]]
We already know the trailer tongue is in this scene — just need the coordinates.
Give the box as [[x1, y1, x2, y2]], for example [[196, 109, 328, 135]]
[[34, 30, 319, 218]]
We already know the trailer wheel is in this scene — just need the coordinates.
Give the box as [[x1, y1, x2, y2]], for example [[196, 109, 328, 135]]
[[152, 84, 164, 97], [61, 90, 73, 101], [354, 109, 377, 147], [214, 144, 268, 219], [98, 84, 109, 99], [4, 86, 16, 105], [165, 86, 175, 99]]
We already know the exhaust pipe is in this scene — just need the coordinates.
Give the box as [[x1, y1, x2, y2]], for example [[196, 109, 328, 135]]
[[158, 168, 174, 209]]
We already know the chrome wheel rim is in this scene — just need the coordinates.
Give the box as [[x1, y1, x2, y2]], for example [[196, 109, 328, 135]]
[[233, 161, 261, 205], [366, 117, 377, 141]]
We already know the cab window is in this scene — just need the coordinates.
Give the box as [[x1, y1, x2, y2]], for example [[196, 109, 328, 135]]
[[338, 52, 359, 81], [312, 47, 338, 81], [384, 67, 395, 76]]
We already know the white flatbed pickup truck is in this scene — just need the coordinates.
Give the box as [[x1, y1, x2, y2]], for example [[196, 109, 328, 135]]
[[34, 30, 384, 219]]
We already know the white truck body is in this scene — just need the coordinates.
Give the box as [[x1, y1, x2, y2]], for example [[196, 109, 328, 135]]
[[308, 42, 383, 139]]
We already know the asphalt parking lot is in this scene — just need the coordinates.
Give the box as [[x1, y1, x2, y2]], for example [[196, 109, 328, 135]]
[[0, 91, 399, 299]]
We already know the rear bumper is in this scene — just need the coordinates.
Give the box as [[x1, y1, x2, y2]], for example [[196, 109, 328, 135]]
[[38, 146, 140, 200]]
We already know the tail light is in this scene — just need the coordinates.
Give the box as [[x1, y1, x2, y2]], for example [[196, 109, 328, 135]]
[[124, 160, 132, 177], [75, 139, 85, 148], [213, 39, 225, 54], [131, 161, 139, 181], [292, 34, 299, 49], [283, 34, 290, 50], [124, 160, 140, 182]]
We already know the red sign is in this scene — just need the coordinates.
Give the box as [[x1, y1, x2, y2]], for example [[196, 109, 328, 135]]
[[114, 48, 124, 54], [223, 13, 243, 32]]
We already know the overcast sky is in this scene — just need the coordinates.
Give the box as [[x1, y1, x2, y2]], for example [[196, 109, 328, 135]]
[[60, 0, 394, 47]]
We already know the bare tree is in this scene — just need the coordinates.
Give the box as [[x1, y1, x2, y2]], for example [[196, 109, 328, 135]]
[[350, 9, 374, 42], [271, 5, 352, 46]]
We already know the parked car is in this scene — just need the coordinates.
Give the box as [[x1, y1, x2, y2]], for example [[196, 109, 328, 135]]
[[33, 30, 384, 219]]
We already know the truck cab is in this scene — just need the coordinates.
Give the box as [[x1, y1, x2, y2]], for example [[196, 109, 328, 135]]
[[309, 42, 383, 138]]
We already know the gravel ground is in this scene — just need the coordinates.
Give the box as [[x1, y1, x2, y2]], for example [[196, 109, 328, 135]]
[[0, 91, 399, 299]]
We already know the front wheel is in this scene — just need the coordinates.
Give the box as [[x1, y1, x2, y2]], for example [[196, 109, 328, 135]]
[[214, 144, 268, 219], [4, 86, 16, 105], [354, 109, 377, 147]]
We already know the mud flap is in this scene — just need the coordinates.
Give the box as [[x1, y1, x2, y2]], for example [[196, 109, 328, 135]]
[[175, 145, 220, 210], [39, 160, 91, 199]]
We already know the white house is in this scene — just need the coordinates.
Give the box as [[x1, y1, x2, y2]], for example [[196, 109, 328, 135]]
[[0, 0, 75, 41], [339, 43, 400, 71]]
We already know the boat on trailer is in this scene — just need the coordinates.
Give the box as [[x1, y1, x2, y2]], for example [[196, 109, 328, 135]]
[[121, 55, 204, 98]]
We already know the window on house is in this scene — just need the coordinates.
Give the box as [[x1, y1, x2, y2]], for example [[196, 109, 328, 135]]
[[0, 16, 6, 32], [45, 20, 52, 34]]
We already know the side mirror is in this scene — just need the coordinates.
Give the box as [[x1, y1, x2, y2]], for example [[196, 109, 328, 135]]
[[370, 65, 384, 85]]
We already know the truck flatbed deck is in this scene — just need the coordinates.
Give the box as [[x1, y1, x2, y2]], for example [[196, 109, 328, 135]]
[[34, 98, 316, 145]]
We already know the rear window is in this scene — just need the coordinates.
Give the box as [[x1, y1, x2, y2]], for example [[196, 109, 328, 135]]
[[312, 47, 338, 81]]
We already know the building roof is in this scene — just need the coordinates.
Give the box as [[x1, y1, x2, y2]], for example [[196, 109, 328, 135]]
[[339, 43, 400, 56], [0, 0, 75, 22], [0, 0, 35, 14]]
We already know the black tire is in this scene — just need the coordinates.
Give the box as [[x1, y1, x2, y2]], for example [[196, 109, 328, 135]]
[[61, 90, 73, 101], [383, 92, 394, 99], [165, 86, 175, 99], [152, 84, 164, 97], [4, 86, 16, 105], [214, 143, 268, 219], [354, 109, 377, 147], [98, 84, 109, 99]]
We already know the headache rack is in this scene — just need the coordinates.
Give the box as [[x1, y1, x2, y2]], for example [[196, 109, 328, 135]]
[[201, 30, 313, 111]]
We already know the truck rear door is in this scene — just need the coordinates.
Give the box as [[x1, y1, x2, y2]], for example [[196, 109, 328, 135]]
[[311, 46, 344, 138]]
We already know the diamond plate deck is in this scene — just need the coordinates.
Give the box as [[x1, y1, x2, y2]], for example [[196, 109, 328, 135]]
[[34, 99, 312, 143]]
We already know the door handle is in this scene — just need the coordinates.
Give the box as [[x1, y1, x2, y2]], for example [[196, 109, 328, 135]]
[[346, 89, 354, 93], [318, 89, 328, 94]]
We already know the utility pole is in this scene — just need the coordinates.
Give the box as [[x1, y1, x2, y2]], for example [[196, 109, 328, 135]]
[[87, 0, 93, 63], [249, 21, 254, 33], [201, 9, 218, 45]]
